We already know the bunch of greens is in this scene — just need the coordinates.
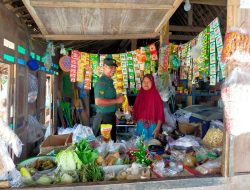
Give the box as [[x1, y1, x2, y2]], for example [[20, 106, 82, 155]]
[[131, 135, 152, 166], [75, 139, 98, 164], [81, 163, 104, 182]]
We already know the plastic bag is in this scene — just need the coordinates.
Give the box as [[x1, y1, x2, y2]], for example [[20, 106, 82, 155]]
[[72, 124, 96, 144], [28, 73, 38, 103], [222, 67, 250, 136], [170, 135, 200, 150], [27, 115, 45, 143], [222, 29, 250, 64], [195, 157, 221, 175], [0, 122, 23, 157], [0, 141, 16, 178], [162, 105, 176, 133], [202, 127, 223, 148], [58, 126, 76, 135], [174, 109, 192, 123], [210, 120, 224, 131], [155, 73, 175, 102], [101, 124, 112, 142], [0, 123, 23, 187]]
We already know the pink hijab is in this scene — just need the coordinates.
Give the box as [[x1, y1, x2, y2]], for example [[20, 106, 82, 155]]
[[133, 74, 165, 124]]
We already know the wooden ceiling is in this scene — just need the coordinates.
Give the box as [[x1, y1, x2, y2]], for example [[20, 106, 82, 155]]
[[22, 0, 183, 41], [3, 0, 227, 53]]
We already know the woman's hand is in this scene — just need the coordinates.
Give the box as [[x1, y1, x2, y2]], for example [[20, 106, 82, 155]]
[[153, 127, 161, 138]]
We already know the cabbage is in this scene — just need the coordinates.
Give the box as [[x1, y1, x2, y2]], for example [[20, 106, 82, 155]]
[[36, 175, 52, 185], [56, 149, 82, 171], [61, 173, 74, 184]]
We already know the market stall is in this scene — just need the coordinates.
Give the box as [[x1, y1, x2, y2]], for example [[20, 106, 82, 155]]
[[2, 0, 250, 189], [0, 15, 230, 188]]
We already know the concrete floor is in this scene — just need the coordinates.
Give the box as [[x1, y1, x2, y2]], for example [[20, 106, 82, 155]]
[[21, 174, 250, 190]]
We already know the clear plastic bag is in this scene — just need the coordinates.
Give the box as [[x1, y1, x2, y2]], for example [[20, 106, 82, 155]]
[[210, 120, 224, 131], [58, 126, 76, 135], [162, 105, 176, 133], [27, 115, 45, 143], [222, 28, 250, 64], [28, 73, 38, 103], [195, 157, 221, 175], [155, 73, 175, 102], [174, 109, 192, 123], [73, 124, 96, 144], [222, 67, 250, 136], [202, 127, 223, 148], [0, 122, 23, 157], [170, 135, 200, 150], [0, 122, 23, 187], [0, 141, 16, 178]]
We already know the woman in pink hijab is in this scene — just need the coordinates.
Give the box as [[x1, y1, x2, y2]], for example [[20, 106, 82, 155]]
[[133, 74, 165, 140]]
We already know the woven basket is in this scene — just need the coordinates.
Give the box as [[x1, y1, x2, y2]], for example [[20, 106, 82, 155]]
[[178, 122, 201, 136]]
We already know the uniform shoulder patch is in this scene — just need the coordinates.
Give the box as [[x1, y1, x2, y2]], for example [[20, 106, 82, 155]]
[[99, 90, 105, 95], [99, 82, 105, 85]]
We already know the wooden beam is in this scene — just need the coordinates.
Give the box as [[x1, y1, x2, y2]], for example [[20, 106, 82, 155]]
[[22, 0, 48, 35], [169, 25, 203, 32], [169, 34, 195, 41], [188, 9, 193, 26], [31, 33, 158, 40], [190, 0, 227, 6], [30, 1, 173, 10], [131, 39, 137, 50], [155, 0, 183, 33], [160, 22, 169, 46]]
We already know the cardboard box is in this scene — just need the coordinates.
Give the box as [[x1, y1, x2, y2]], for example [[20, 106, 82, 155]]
[[40, 134, 72, 155]]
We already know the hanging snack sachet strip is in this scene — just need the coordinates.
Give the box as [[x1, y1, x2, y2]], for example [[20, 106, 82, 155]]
[[70, 50, 79, 82], [90, 54, 99, 87], [127, 52, 136, 93], [76, 52, 85, 82], [120, 53, 129, 91], [84, 53, 92, 90]]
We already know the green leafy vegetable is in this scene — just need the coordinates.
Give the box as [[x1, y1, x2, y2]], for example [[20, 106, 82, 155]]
[[75, 139, 98, 164], [81, 163, 104, 182], [131, 135, 152, 166], [56, 149, 82, 171]]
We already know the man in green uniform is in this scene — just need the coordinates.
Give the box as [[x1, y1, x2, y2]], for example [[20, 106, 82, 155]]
[[93, 58, 124, 142]]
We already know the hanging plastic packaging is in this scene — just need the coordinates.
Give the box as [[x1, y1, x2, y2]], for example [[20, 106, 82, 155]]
[[60, 43, 67, 55], [27, 115, 45, 143], [222, 67, 250, 136], [44, 52, 52, 69], [28, 73, 38, 103], [0, 121, 23, 187]]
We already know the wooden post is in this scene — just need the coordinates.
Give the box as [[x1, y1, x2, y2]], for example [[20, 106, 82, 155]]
[[160, 22, 169, 46], [224, 0, 250, 177], [227, 0, 240, 30], [131, 39, 137, 51]]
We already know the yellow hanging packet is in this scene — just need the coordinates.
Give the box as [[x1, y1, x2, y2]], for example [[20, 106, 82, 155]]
[[101, 124, 112, 142]]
